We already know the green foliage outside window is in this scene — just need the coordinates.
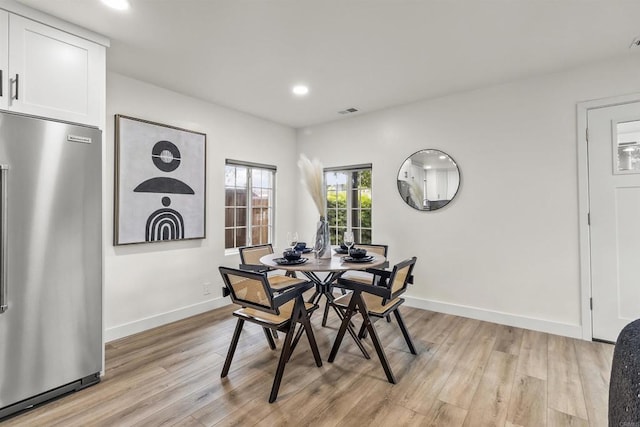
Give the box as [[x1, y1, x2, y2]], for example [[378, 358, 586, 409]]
[[326, 169, 372, 245]]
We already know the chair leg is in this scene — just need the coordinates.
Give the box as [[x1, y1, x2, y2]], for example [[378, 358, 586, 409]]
[[329, 293, 371, 362], [358, 321, 367, 339], [322, 298, 330, 327], [300, 313, 323, 367], [271, 329, 279, 340], [263, 327, 276, 350], [328, 303, 355, 363], [221, 318, 245, 378], [269, 320, 296, 403], [386, 315, 392, 323], [393, 309, 417, 355], [364, 311, 396, 384]]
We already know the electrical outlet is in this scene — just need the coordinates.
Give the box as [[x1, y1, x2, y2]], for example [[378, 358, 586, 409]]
[[203, 282, 212, 295]]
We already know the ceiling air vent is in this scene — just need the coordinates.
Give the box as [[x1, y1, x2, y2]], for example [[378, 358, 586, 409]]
[[338, 107, 359, 115]]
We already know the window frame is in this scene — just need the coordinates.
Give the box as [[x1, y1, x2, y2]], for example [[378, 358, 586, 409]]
[[225, 159, 277, 253], [325, 164, 372, 245]]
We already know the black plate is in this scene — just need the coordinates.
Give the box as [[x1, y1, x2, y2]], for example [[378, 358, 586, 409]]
[[300, 248, 312, 254], [342, 255, 374, 263], [274, 257, 308, 265], [334, 248, 349, 254]]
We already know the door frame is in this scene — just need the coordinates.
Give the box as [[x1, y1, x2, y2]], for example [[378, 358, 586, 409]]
[[577, 92, 640, 340]]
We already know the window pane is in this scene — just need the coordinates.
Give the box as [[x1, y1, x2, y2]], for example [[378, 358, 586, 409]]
[[351, 211, 361, 227], [225, 165, 236, 187], [235, 227, 247, 246], [337, 209, 347, 228], [236, 167, 247, 187], [236, 189, 247, 206], [616, 120, 640, 173], [361, 209, 371, 228], [236, 208, 246, 227], [225, 208, 235, 227], [252, 226, 268, 245], [360, 190, 372, 208], [225, 228, 234, 249], [225, 162, 275, 249], [224, 187, 235, 206], [360, 229, 371, 243]]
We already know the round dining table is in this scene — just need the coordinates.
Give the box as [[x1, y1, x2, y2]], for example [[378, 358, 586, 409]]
[[260, 247, 386, 359]]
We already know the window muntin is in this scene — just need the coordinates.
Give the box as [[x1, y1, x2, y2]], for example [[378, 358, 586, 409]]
[[326, 167, 372, 245], [225, 162, 275, 250]]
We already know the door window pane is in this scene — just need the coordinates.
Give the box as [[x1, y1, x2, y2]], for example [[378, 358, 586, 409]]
[[616, 120, 640, 173]]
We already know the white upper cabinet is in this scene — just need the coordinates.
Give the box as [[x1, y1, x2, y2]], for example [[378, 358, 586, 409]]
[[0, 11, 106, 127]]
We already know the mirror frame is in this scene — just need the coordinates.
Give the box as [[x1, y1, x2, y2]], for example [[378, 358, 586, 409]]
[[396, 149, 461, 211]]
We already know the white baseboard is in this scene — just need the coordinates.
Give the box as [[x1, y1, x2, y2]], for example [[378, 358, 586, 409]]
[[105, 297, 230, 343], [404, 296, 584, 339]]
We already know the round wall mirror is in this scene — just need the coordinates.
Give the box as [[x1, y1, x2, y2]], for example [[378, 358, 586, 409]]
[[397, 149, 460, 211]]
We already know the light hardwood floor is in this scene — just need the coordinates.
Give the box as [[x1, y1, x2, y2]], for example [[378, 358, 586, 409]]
[[3, 304, 613, 426]]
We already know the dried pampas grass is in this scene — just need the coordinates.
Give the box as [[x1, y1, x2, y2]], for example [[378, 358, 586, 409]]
[[298, 154, 326, 217]]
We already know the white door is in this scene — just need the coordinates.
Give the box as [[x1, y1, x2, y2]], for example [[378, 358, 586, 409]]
[[589, 101, 640, 341]]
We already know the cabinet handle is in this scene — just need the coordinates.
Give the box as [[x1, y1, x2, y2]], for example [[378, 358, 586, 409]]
[[0, 165, 8, 314], [0, 70, 3, 97], [13, 74, 18, 100]]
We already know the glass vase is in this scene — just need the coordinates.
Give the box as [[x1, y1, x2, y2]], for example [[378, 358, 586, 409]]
[[314, 216, 331, 259]]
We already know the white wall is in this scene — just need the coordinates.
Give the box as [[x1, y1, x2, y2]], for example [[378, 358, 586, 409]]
[[296, 54, 640, 338], [104, 72, 298, 341]]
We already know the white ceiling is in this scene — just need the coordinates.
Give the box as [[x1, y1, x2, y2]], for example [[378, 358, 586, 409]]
[[15, 0, 640, 128]]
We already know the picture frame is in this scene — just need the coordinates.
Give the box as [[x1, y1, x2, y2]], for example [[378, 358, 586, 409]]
[[114, 114, 206, 245]]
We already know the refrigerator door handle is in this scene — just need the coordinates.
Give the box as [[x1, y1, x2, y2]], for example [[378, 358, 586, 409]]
[[0, 164, 8, 313]]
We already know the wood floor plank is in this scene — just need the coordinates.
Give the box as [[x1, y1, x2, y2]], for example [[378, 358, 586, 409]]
[[1, 305, 613, 427], [547, 408, 589, 427], [547, 335, 589, 420], [389, 316, 481, 415], [437, 321, 498, 409], [463, 350, 518, 427], [517, 329, 548, 380], [422, 400, 467, 427], [574, 339, 613, 427], [506, 373, 547, 427], [493, 324, 524, 355]]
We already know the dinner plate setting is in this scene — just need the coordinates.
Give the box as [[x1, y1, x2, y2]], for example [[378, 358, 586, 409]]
[[274, 257, 308, 265], [342, 255, 374, 263]]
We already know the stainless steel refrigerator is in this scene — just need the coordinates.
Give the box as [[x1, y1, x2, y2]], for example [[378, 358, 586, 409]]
[[0, 112, 102, 419]]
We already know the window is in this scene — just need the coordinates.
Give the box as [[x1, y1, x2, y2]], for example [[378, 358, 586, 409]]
[[325, 165, 372, 245], [225, 160, 275, 250]]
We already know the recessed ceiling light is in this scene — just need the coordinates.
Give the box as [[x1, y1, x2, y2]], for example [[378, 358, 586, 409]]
[[292, 85, 309, 96], [439, 155, 446, 160], [101, 0, 130, 11]]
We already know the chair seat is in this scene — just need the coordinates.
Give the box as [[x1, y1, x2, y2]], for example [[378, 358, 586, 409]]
[[333, 292, 404, 316], [340, 270, 375, 285], [267, 275, 307, 291], [235, 300, 317, 326]]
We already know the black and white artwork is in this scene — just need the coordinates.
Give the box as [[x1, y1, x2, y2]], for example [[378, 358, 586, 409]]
[[115, 115, 206, 245]]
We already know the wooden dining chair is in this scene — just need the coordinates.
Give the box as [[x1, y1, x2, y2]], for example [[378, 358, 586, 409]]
[[339, 243, 389, 285], [219, 266, 322, 403], [328, 257, 417, 384], [320, 243, 389, 327], [238, 244, 299, 290]]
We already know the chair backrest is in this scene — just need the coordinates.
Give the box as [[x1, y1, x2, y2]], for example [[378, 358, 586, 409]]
[[219, 266, 277, 314], [386, 257, 417, 300], [239, 244, 274, 265], [356, 243, 388, 257]]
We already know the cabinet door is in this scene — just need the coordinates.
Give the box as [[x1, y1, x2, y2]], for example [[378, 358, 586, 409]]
[[8, 14, 104, 126], [0, 11, 8, 110]]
